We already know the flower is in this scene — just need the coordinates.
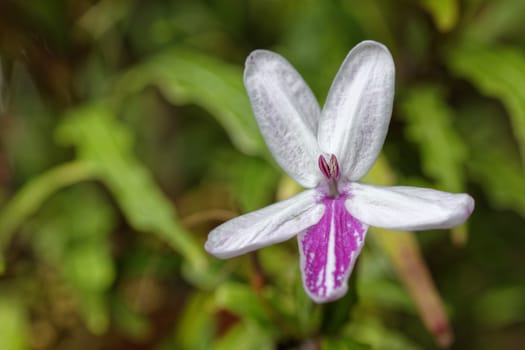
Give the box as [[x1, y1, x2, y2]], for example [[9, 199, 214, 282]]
[[205, 41, 474, 303]]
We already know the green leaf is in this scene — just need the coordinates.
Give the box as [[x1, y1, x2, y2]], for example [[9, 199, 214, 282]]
[[78, 292, 110, 334], [469, 148, 525, 215], [457, 103, 525, 215], [0, 162, 97, 245], [447, 44, 525, 167], [170, 293, 214, 350], [293, 272, 320, 335], [358, 245, 415, 313], [232, 158, 278, 212], [65, 244, 115, 291], [417, 0, 458, 32], [0, 295, 28, 350], [214, 322, 273, 350], [461, 0, 525, 44], [113, 296, 150, 340], [474, 284, 525, 328], [322, 336, 371, 350], [0, 161, 98, 271], [321, 268, 359, 335], [26, 184, 117, 334], [77, 0, 134, 39], [215, 282, 274, 332], [258, 245, 321, 335], [347, 318, 424, 350], [56, 104, 208, 271], [280, 1, 363, 99], [211, 151, 279, 212], [215, 282, 277, 349], [401, 85, 467, 192], [114, 48, 264, 155]]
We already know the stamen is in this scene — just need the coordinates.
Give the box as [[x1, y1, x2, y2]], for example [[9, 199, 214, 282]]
[[318, 155, 331, 179], [330, 154, 340, 180], [318, 154, 341, 180], [318, 154, 341, 198]]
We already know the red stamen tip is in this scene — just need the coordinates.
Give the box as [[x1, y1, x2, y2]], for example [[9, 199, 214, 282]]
[[318, 155, 331, 179], [318, 154, 340, 180]]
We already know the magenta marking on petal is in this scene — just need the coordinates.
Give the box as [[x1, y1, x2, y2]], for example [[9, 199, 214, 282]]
[[298, 194, 368, 303]]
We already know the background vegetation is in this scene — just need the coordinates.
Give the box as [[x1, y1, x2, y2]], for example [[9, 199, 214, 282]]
[[1, 0, 524, 349]]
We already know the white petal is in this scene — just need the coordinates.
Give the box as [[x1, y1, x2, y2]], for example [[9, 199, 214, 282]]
[[318, 41, 395, 181], [345, 183, 474, 231], [244, 50, 322, 188], [205, 190, 324, 259]]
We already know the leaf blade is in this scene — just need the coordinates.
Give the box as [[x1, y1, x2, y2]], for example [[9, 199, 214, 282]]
[[447, 44, 525, 167]]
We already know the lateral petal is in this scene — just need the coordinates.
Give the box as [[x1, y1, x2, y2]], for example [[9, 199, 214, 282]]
[[345, 183, 475, 231], [244, 50, 322, 188], [318, 41, 395, 181], [205, 190, 324, 259], [298, 195, 368, 303]]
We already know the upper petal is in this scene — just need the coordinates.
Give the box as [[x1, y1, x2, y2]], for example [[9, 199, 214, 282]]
[[345, 183, 474, 231], [244, 50, 323, 188], [205, 189, 324, 259], [318, 41, 395, 181]]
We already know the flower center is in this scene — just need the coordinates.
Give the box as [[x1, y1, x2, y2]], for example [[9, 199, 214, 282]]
[[318, 154, 341, 198]]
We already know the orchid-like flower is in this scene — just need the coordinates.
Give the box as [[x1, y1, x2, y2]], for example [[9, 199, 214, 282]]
[[205, 41, 474, 303]]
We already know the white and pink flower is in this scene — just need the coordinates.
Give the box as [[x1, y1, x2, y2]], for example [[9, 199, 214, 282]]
[[205, 41, 474, 303]]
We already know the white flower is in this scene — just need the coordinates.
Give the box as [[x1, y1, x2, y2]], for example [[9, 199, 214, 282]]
[[205, 41, 474, 303]]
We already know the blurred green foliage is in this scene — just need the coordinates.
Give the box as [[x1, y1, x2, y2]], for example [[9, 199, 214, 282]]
[[1, 0, 525, 349]]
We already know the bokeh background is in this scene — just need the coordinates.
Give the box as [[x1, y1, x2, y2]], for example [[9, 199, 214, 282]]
[[1, 0, 525, 349]]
